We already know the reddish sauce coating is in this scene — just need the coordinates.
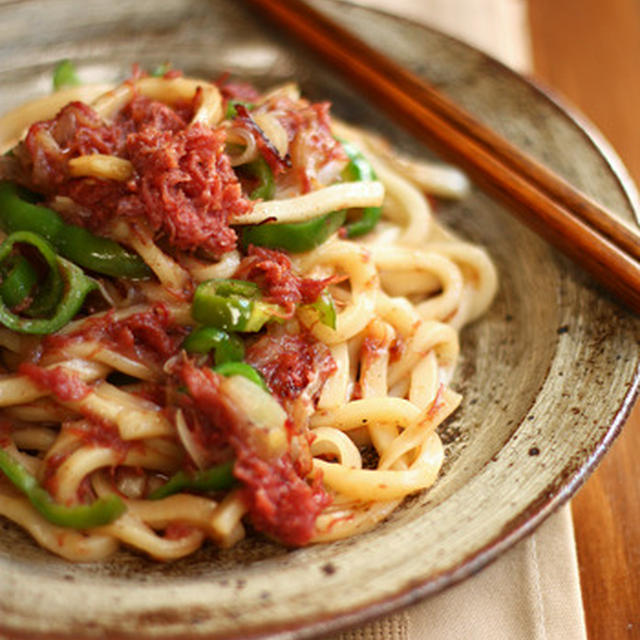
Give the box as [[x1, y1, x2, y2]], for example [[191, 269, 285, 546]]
[[43, 304, 184, 367], [426, 384, 445, 421], [0, 419, 12, 448], [164, 523, 197, 541], [235, 246, 337, 316], [41, 450, 71, 496], [67, 418, 134, 454], [18, 362, 91, 401], [174, 359, 330, 546]]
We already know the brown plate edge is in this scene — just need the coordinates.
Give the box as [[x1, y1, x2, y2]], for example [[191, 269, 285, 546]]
[[1, 4, 640, 639]]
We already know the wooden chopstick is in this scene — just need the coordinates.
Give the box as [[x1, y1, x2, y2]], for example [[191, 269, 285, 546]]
[[243, 0, 640, 314]]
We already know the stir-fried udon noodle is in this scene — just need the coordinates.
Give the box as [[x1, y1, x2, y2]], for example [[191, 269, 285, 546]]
[[0, 66, 497, 561]]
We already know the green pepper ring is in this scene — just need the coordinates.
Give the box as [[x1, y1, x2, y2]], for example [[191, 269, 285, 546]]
[[0, 230, 65, 321], [0, 182, 151, 279], [238, 209, 346, 254], [0, 255, 39, 310], [0, 232, 96, 335]]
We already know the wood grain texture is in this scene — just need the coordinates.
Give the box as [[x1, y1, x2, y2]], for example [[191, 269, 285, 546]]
[[529, 2, 640, 638]]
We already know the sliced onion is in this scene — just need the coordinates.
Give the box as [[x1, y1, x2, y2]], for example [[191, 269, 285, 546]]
[[221, 375, 288, 460], [175, 408, 208, 471], [252, 112, 289, 159], [225, 126, 258, 166]]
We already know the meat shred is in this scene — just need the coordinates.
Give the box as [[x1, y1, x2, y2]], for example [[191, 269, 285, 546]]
[[235, 246, 337, 315], [14, 94, 252, 256], [246, 326, 336, 404], [174, 359, 331, 546]]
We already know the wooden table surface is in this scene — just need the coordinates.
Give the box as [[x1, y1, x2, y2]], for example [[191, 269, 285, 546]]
[[529, 2, 640, 638]]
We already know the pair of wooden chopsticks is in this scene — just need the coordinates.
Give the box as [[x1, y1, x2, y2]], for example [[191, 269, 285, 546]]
[[244, 0, 640, 314]]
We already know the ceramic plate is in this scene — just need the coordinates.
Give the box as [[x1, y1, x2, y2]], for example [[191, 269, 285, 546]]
[[0, 1, 638, 638]]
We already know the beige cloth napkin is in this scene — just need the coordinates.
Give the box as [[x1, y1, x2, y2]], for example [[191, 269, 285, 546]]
[[325, 2, 589, 639], [329, 506, 587, 640]]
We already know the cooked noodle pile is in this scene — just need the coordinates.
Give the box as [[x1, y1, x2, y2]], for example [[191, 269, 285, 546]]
[[0, 66, 497, 561]]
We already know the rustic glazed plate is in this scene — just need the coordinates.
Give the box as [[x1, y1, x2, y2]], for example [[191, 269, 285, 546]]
[[0, 1, 639, 638]]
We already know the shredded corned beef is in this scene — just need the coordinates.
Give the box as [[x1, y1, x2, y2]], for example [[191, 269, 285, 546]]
[[234, 245, 337, 315], [246, 327, 336, 404], [174, 359, 330, 546], [233, 453, 330, 547], [14, 93, 251, 256], [11, 75, 349, 256], [218, 79, 261, 103], [116, 122, 244, 255]]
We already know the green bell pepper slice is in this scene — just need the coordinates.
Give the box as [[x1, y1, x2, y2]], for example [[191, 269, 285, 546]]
[[225, 100, 255, 120], [0, 230, 64, 319], [237, 138, 380, 250], [182, 326, 245, 365], [247, 156, 276, 201], [0, 182, 151, 279], [0, 447, 126, 528], [148, 460, 236, 500], [213, 361, 269, 391], [150, 63, 171, 77], [239, 209, 346, 254], [0, 255, 38, 310], [340, 140, 382, 238], [192, 278, 281, 332], [52, 59, 80, 91], [0, 231, 97, 334], [300, 289, 337, 330]]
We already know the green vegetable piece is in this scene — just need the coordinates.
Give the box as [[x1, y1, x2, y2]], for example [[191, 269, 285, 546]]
[[0, 448, 125, 528], [225, 100, 254, 120], [150, 63, 171, 77], [239, 209, 346, 254], [192, 278, 279, 332], [214, 361, 269, 391], [301, 289, 337, 329], [212, 278, 261, 298], [0, 231, 64, 319], [52, 59, 80, 91], [247, 156, 275, 201], [0, 256, 38, 309], [0, 232, 96, 334], [182, 326, 245, 365], [148, 460, 236, 500], [0, 182, 151, 279], [340, 140, 382, 238]]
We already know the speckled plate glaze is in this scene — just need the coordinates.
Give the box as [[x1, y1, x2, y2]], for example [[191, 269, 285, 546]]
[[0, 1, 639, 639]]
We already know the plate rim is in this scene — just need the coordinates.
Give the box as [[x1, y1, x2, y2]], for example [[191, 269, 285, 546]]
[[0, 2, 639, 639]]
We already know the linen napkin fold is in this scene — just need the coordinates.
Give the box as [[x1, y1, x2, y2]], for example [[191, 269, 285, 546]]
[[329, 505, 587, 640]]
